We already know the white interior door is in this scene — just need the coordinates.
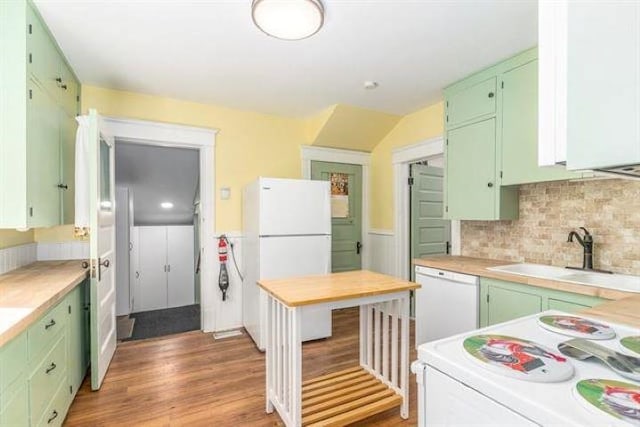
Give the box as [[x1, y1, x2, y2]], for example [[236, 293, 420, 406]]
[[167, 226, 195, 308], [88, 110, 117, 390], [136, 226, 168, 312]]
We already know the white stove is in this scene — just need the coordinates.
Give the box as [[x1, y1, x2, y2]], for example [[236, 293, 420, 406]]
[[412, 310, 640, 426]]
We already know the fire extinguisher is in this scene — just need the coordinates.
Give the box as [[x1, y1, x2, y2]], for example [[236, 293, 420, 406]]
[[218, 235, 229, 301]]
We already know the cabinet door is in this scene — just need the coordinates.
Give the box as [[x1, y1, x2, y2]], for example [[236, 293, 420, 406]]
[[26, 5, 59, 100], [67, 284, 87, 396], [27, 80, 61, 227], [447, 77, 497, 126], [487, 285, 542, 326], [547, 298, 589, 313], [446, 118, 496, 220], [0, 382, 28, 427], [136, 227, 168, 312], [59, 60, 79, 117], [501, 60, 579, 185], [60, 110, 76, 224], [167, 226, 195, 308]]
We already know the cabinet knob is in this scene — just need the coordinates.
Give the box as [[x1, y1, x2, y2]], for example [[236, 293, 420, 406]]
[[55, 77, 62, 83], [487, 182, 494, 188], [47, 410, 58, 424], [57, 183, 68, 190], [61, 84, 67, 90], [488, 92, 494, 98]]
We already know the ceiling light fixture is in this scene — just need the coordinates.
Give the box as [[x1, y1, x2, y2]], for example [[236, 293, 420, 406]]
[[161, 202, 174, 209], [252, 0, 324, 41]]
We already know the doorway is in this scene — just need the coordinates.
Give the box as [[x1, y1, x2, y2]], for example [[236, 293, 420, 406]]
[[114, 142, 200, 340], [310, 161, 363, 272], [409, 160, 451, 281]]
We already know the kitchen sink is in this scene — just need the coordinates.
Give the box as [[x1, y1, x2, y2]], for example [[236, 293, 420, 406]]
[[487, 263, 640, 293]]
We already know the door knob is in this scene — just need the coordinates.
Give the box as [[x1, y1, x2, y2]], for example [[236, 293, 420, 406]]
[[356, 241, 363, 255], [98, 257, 110, 281]]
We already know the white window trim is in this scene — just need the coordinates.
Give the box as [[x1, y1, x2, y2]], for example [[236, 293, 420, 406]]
[[392, 136, 460, 280], [104, 116, 218, 332], [301, 145, 371, 270]]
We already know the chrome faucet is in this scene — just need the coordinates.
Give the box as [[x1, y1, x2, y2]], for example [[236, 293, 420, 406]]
[[567, 227, 594, 270]]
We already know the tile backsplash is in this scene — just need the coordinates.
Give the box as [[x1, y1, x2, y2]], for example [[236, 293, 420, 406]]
[[461, 178, 640, 275]]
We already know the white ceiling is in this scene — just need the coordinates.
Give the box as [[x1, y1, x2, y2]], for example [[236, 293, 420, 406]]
[[115, 142, 199, 226], [35, 0, 537, 117]]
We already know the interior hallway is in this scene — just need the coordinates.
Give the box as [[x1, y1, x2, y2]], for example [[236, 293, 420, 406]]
[[65, 308, 417, 426]]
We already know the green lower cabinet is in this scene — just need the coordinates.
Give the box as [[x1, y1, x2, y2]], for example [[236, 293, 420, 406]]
[[480, 278, 607, 327], [0, 381, 29, 427], [0, 283, 88, 426]]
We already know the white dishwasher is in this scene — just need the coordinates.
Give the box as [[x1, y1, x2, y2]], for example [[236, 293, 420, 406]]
[[414, 265, 479, 346]]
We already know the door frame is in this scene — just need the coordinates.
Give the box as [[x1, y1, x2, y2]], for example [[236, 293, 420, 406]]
[[301, 145, 371, 270], [104, 117, 217, 332], [392, 137, 461, 280]]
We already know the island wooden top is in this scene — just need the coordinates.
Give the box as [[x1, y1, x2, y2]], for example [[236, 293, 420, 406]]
[[580, 296, 640, 329], [414, 255, 635, 301], [258, 270, 420, 307], [0, 260, 89, 347]]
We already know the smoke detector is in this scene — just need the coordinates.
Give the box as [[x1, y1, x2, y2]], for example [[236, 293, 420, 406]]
[[364, 81, 379, 90]]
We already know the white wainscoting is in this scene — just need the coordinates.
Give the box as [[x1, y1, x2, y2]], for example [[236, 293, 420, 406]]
[[37, 241, 89, 261], [368, 229, 396, 277], [212, 232, 244, 332], [0, 243, 37, 274]]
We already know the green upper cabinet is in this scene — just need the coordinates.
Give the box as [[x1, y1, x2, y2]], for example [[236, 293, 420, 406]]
[[444, 48, 585, 220], [446, 77, 497, 127], [500, 60, 581, 185], [0, 0, 79, 229]]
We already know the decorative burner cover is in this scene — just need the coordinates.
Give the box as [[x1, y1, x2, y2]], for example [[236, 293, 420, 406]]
[[576, 379, 640, 426], [538, 315, 616, 340], [462, 334, 574, 382]]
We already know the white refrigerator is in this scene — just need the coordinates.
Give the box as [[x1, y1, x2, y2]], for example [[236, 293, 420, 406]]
[[242, 177, 332, 350]]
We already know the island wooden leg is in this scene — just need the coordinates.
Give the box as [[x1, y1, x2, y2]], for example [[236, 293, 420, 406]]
[[265, 295, 302, 427]]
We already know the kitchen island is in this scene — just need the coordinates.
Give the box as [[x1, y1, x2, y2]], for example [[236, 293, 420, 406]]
[[258, 270, 419, 427]]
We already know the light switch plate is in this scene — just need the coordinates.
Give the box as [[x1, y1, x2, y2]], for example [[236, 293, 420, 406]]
[[220, 187, 231, 200]]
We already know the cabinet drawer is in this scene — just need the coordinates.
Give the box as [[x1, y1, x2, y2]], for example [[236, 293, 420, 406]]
[[447, 77, 496, 126], [29, 301, 67, 360], [0, 332, 27, 392], [29, 334, 67, 423], [0, 381, 29, 427], [34, 380, 67, 427]]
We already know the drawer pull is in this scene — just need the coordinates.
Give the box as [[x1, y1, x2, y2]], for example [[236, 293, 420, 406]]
[[47, 410, 58, 424], [45, 319, 56, 329], [45, 362, 57, 374]]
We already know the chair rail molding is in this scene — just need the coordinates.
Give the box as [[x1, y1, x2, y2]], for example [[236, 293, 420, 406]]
[[301, 145, 371, 270], [392, 136, 460, 280]]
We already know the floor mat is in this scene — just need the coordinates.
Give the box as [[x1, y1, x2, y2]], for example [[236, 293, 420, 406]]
[[116, 315, 135, 340], [128, 304, 200, 341]]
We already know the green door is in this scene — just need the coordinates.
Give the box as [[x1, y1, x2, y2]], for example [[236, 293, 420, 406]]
[[500, 60, 580, 185], [446, 118, 496, 220], [311, 161, 362, 272], [410, 163, 450, 280]]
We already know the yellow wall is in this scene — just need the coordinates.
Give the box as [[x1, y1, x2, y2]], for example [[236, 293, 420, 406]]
[[370, 102, 444, 230], [43, 85, 308, 236], [32, 84, 444, 241], [0, 229, 34, 249]]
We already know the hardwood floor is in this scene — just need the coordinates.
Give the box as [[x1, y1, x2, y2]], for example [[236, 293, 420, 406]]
[[65, 308, 417, 426]]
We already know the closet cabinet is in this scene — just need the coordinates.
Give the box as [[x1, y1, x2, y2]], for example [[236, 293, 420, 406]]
[[0, 0, 80, 229], [133, 226, 195, 312]]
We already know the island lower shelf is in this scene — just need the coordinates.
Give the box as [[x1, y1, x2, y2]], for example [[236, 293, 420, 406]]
[[301, 366, 402, 426]]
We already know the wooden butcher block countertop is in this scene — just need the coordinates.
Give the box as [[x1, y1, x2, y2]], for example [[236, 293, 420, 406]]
[[414, 255, 640, 329], [0, 260, 88, 347], [414, 255, 635, 301], [258, 270, 419, 307]]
